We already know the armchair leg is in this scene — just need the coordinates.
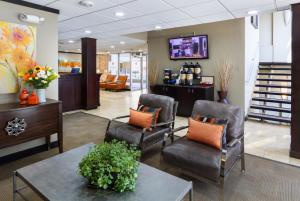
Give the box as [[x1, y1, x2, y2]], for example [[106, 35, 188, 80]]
[[219, 177, 225, 201], [241, 137, 246, 173]]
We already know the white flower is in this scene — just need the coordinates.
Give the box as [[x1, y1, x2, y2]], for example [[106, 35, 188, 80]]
[[39, 70, 46, 75], [37, 72, 42, 77]]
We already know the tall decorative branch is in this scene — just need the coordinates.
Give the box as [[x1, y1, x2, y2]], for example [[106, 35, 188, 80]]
[[148, 61, 158, 86], [217, 59, 233, 92]]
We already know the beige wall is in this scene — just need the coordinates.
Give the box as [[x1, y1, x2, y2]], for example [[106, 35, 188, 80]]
[[148, 18, 245, 108], [0, 1, 58, 104], [0, 1, 58, 157]]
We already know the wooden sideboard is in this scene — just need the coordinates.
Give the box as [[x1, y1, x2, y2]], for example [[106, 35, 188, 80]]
[[152, 84, 214, 117], [0, 99, 63, 153]]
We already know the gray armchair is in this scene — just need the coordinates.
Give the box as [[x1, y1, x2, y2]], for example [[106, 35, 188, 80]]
[[162, 100, 245, 186], [105, 94, 178, 154]]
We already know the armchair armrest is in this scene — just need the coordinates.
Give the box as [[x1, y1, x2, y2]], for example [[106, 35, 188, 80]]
[[226, 136, 244, 148], [151, 121, 175, 128], [112, 115, 130, 121]]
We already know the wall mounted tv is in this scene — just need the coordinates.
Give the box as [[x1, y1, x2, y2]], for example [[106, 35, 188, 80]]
[[169, 35, 208, 60]]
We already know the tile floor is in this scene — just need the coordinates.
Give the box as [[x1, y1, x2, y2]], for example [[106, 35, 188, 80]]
[[84, 90, 300, 167]]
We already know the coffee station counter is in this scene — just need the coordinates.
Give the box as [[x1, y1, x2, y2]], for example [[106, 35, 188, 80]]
[[151, 84, 214, 117]]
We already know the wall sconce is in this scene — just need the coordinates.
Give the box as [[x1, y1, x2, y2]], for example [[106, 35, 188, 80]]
[[19, 14, 45, 24]]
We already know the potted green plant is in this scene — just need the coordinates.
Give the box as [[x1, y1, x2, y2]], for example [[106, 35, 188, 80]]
[[78, 140, 141, 192]]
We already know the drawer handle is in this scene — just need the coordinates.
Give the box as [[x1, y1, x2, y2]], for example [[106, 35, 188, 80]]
[[5, 118, 27, 137]]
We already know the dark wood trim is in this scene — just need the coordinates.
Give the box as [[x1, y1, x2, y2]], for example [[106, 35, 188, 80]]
[[59, 51, 82, 55], [291, 3, 300, 159], [259, 62, 292, 66], [0, 141, 58, 165], [0, 0, 60, 14]]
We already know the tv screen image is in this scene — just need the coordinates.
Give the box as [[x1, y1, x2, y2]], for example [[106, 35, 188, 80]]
[[169, 35, 208, 60]]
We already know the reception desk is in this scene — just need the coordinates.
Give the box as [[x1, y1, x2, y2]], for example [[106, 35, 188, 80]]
[[59, 73, 100, 112]]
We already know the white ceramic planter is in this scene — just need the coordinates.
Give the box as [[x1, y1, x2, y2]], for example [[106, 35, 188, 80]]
[[36, 88, 46, 103]]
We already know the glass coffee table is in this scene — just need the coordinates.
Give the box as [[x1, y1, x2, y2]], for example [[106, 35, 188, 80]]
[[13, 143, 193, 201]]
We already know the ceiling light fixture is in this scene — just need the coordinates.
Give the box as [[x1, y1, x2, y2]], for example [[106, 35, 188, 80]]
[[68, 40, 74, 43], [248, 10, 258, 15], [78, 0, 94, 8], [120, 41, 125, 45], [84, 30, 92, 34], [154, 25, 162, 30], [115, 11, 125, 17], [110, 45, 115, 49]]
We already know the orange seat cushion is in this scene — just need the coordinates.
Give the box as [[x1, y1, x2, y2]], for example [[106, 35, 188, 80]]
[[129, 109, 154, 129], [187, 118, 224, 150]]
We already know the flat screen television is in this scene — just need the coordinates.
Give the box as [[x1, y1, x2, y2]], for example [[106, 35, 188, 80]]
[[169, 35, 208, 60]]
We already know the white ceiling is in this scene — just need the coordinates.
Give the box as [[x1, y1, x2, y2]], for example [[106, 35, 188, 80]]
[[25, 0, 299, 53]]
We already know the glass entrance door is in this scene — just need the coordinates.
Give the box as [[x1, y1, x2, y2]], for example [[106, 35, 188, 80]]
[[131, 54, 142, 90]]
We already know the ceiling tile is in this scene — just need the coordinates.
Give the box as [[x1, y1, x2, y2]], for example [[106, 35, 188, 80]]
[[180, 0, 227, 18], [218, 0, 274, 11], [197, 12, 233, 24], [162, 0, 211, 8], [149, 9, 191, 23], [123, 0, 173, 14], [232, 4, 275, 18]]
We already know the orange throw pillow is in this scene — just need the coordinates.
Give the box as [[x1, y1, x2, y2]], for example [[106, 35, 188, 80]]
[[128, 109, 154, 129], [187, 118, 224, 150]]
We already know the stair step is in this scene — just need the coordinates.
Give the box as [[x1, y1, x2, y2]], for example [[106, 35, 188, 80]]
[[259, 67, 291, 71], [252, 97, 291, 104], [258, 73, 291, 76], [253, 91, 291, 96], [255, 84, 291, 89], [250, 105, 291, 113], [248, 112, 291, 123], [257, 78, 291, 82]]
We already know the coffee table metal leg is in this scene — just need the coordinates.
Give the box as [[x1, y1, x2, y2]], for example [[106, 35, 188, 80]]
[[13, 171, 17, 201], [189, 186, 193, 201]]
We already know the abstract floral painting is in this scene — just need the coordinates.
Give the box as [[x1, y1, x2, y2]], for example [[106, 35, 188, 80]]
[[0, 21, 36, 94]]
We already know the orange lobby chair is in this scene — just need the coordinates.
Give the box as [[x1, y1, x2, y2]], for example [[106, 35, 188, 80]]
[[100, 74, 116, 88], [106, 75, 128, 91]]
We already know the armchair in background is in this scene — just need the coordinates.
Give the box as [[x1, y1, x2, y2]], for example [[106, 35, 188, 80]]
[[100, 74, 116, 88], [106, 75, 128, 91]]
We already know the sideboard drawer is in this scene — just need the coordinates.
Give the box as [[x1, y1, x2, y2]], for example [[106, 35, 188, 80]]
[[0, 102, 60, 149]]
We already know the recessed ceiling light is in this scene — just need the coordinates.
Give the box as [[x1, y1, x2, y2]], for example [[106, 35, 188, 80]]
[[154, 25, 162, 30], [138, 49, 143, 52], [248, 10, 258, 15], [122, 50, 126, 53], [110, 45, 115, 49], [78, 0, 94, 8], [68, 40, 74, 43], [65, 50, 69, 52], [84, 30, 92, 34], [115, 11, 125, 17], [107, 51, 110, 54], [120, 41, 125, 45], [77, 48, 81, 51]]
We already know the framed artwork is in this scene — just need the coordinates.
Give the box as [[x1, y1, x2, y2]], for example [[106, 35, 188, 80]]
[[0, 21, 36, 94]]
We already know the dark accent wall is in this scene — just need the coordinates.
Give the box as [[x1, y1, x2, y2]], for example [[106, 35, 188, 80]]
[[0, 0, 60, 14], [290, 3, 300, 159], [81, 38, 98, 110]]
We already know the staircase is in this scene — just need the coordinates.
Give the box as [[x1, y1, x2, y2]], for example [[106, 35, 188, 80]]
[[247, 64, 291, 124]]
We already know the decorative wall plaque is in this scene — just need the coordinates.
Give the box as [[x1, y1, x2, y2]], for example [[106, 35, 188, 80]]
[[5, 118, 27, 136]]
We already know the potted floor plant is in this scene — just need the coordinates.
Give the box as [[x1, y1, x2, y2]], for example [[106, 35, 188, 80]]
[[20, 65, 59, 103], [148, 62, 158, 93], [217, 59, 233, 104], [78, 140, 141, 192]]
